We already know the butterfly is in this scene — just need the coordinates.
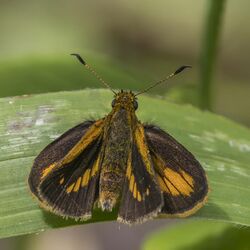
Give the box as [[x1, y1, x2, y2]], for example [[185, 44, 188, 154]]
[[28, 54, 208, 224]]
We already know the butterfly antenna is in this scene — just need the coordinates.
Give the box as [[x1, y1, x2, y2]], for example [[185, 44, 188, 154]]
[[71, 53, 116, 95], [135, 65, 192, 96]]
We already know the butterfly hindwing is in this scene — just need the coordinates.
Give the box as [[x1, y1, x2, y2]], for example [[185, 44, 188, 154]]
[[144, 124, 208, 217], [118, 124, 163, 224]]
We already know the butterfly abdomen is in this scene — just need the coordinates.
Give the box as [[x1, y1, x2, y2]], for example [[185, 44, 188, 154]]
[[99, 108, 133, 211]]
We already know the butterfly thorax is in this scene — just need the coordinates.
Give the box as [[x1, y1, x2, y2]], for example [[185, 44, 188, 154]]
[[99, 91, 138, 211]]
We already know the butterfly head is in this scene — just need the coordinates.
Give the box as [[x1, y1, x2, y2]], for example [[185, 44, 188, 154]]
[[112, 90, 138, 111]]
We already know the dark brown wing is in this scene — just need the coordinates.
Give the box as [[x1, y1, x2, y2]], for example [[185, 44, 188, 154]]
[[28, 120, 95, 197], [118, 124, 163, 224], [38, 136, 102, 219], [28, 119, 104, 219], [144, 124, 208, 217]]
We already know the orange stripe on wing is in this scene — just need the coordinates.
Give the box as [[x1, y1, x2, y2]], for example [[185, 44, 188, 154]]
[[40, 120, 103, 181], [62, 119, 104, 165], [126, 152, 143, 202], [41, 163, 56, 179], [154, 156, 194, 197], [134, 123, 154, 176]]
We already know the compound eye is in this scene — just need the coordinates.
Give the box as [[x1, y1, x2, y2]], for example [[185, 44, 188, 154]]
[[111, 99, 116, 107], [133, 100, 138, 110]]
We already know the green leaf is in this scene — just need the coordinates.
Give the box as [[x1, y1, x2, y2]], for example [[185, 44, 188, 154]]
[[143, 220, 250, 250], [0, 89, 249, 238]]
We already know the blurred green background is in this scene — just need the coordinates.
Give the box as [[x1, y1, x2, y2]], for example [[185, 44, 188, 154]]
[[1, 0, 250, 125], [0, 0, 250, 249]]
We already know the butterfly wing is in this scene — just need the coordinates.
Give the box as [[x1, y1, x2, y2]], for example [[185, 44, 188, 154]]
[[118, 124, 163, 224], [29, 119, 104, 219], [144, 124, 208, 217], [29, 120, 95, 197]]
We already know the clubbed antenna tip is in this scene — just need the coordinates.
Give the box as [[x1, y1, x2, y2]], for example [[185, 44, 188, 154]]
[[71, 53, 86, 65], [70, 53, 116, 95], [174, 65, 192, 75], [135, 64, 192, 96]]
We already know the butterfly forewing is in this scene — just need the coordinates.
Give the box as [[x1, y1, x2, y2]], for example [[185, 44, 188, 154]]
[[29, 119, 104, 219], [28, 120, 95, 198], [144, 125, 208, 217], [38, 137, 102, 219]]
